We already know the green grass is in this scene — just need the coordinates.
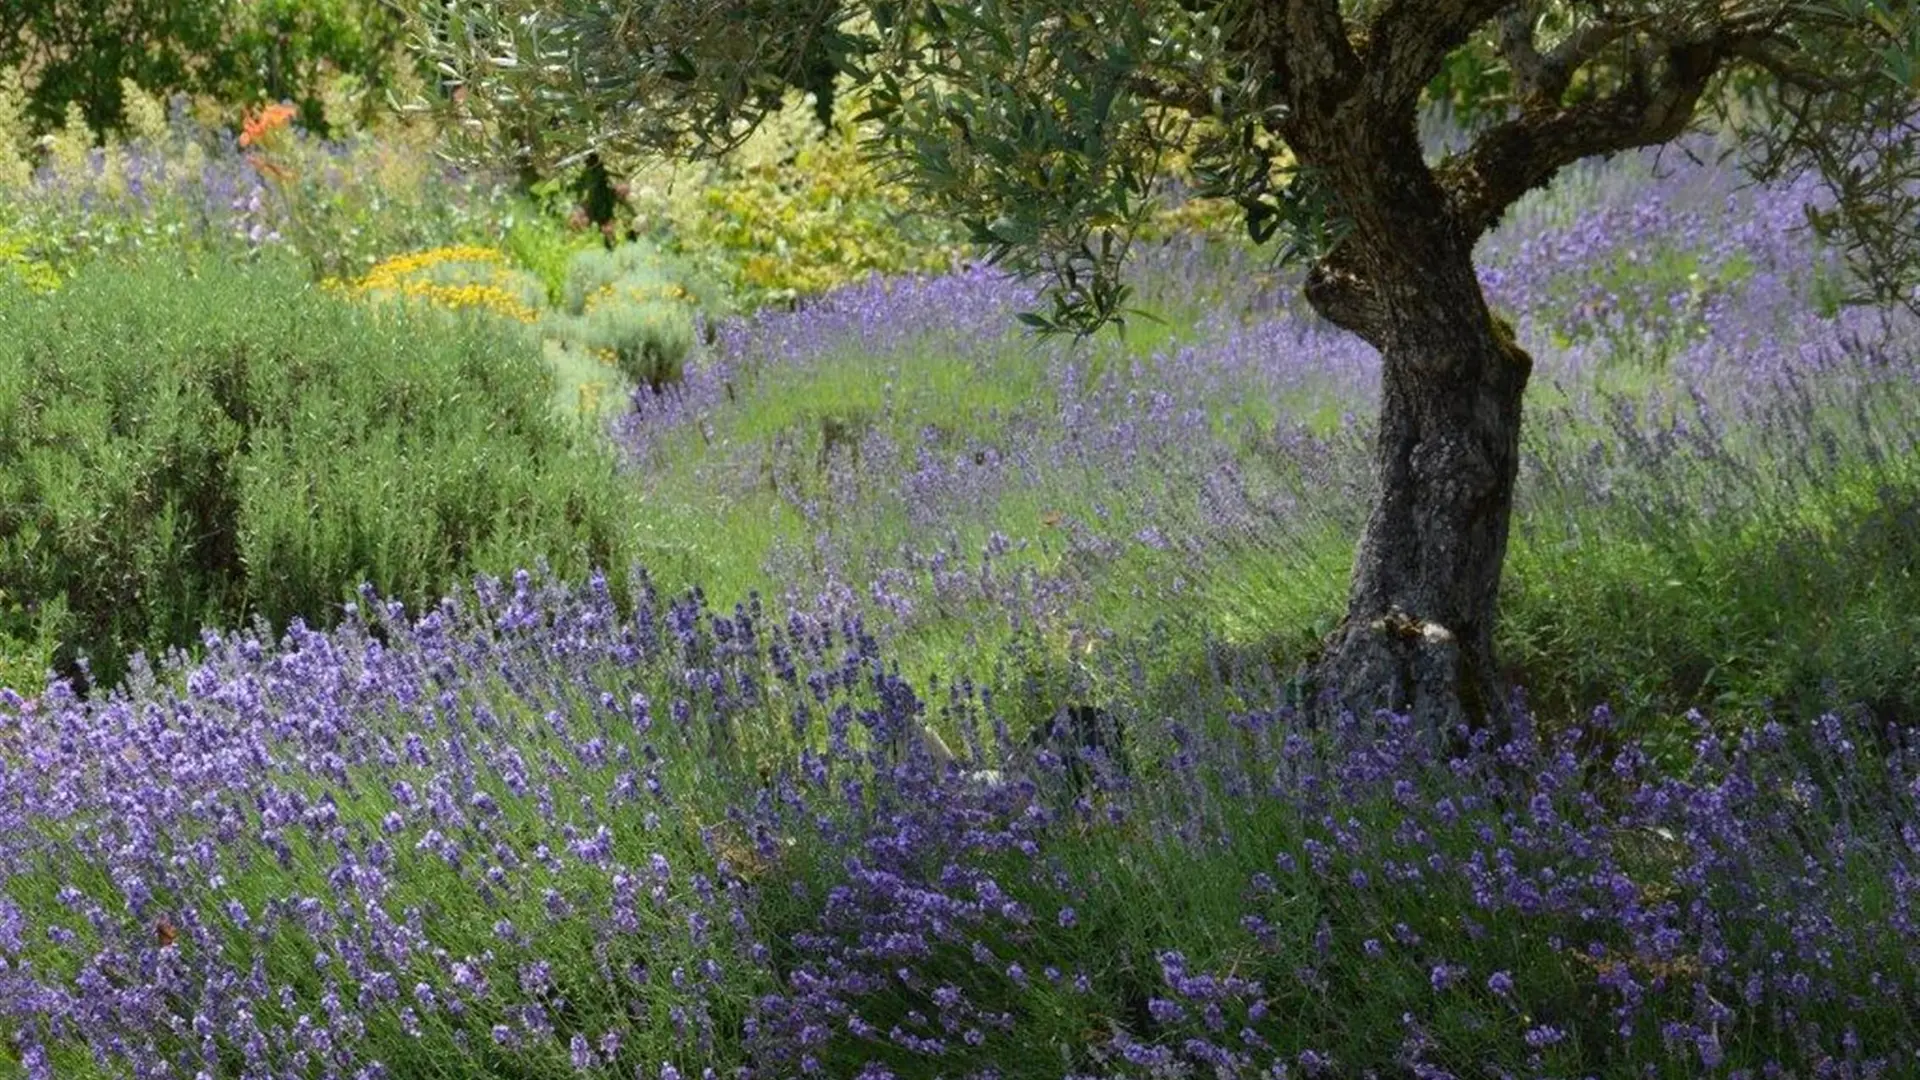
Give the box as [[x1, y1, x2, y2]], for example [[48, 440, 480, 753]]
[[567, 220, 1920, 757]]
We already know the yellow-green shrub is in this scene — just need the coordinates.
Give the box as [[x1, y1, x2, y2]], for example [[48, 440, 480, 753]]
[[612, 85, 1270, 307], [0, 67, 30, 190], [504, 214, 600, 305], [0, 226, 58, 292], [621, 84, 961, 306]]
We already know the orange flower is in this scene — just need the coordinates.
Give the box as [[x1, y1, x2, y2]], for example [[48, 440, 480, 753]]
[[239, 102, 298, 148]]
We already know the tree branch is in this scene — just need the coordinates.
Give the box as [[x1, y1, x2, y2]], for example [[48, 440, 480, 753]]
[[1361, 0, 1513, 111], [1439, 29, 1747, 238], [1726, 35, 1846, 96], [1494, 5, 1548, 100], [1303, 244, 1387, 346], [1267, 0, 1363, 115], [1498, 7, 1641, 108]]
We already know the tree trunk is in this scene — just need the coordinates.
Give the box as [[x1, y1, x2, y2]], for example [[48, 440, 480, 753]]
[[1306, 244, 1532, 748]]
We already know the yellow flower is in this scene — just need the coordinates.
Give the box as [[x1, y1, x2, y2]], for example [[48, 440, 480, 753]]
[[358, 245, 511, 291], [347, 246, 540, 324], [577, 380, 609, 416]]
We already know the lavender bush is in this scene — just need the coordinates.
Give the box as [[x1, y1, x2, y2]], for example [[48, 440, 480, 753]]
[[603, 133, 1920, 732], [0, 568, 1915, 1078]]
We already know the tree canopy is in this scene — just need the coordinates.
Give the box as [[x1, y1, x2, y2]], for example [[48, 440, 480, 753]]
[[408, 0, 1920, 740], [2, 0, 415, 136], [412, 1, 1920, 323]]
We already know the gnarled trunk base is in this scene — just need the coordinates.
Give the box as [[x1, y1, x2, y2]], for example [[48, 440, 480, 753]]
[[1313, 604, 1504, 750]]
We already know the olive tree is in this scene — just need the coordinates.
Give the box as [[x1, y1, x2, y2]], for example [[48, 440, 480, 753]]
[[408, 0, 1920, 742]]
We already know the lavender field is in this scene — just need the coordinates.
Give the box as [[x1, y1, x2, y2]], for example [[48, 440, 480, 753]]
[[611, 141, 1918, 732], [4, 117, 1920, 1078]]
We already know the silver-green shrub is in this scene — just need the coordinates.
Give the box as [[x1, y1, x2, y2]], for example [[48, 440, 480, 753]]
[[548, 240, 699, 392]]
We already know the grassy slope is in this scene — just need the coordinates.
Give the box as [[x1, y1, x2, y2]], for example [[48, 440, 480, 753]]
[[593, 192, 1920, 753]]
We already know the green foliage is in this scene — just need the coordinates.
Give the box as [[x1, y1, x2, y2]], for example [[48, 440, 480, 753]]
[[1738, 0, 1920, 313], [548, 241, 698, 391], [0, 0, 232, 136], [0, 224, 58, 292], [222, 0, 418, 136], [0, 252, 644, 689], [0, 591, 61, 694], [1423, 33, 1512, 123], [0, 0, 423, 139], [619, 87, 962, 306], [400, 0, 869, 165], [503, 213, 598, 305]]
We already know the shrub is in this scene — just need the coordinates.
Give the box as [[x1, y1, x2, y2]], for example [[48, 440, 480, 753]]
[[619, 85, 962, 307], [0, 226, 56, 293], [220, 0, 422, 136], [0, 591, 60, 694], [0, 252, 644, 690], [608, 82, 1273, 308], [0, 0, 424, 139], [503, 213, 599, 305], [0, 0, 233, 136], [346, 243, 548, 325], [0, 68, 30, 190], [548, 241, 699, 392]]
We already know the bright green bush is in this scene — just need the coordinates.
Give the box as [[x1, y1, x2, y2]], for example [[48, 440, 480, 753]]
[[0, 252, 645, 691], [503, 214, 599, 305], [0, 225, 57, 292]]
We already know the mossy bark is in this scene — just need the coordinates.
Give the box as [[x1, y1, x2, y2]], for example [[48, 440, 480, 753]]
[[1283, 114, 1534, 743], [1309, 264, 1532, 746]]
